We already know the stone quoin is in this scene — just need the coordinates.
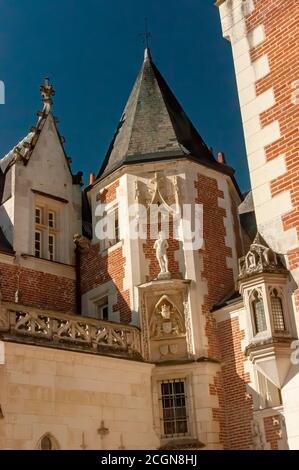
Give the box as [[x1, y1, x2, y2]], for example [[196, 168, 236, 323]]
[[0, 0, 298, 449]]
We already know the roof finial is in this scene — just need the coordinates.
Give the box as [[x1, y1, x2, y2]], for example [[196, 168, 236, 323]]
[[40, 77, 55, 106], [140, 17, 152, 60]]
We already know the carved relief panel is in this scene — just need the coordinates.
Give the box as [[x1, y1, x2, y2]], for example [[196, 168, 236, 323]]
[[139, 280, 191, 362]]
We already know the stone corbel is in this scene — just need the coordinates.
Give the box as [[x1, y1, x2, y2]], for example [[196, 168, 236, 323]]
[[73, 234, 91, 254]]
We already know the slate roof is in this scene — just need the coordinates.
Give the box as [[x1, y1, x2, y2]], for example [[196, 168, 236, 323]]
[[97, 48, 235, 180], [0, 227, 14, 254]]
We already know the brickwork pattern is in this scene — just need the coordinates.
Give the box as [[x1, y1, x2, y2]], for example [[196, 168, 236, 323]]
[[248, 0, 299, 304], [81, 180, 131, 323], [195, 173, 234, 359], [263, 414, 283, 450], [217, 317, 254, 449], [0, 262, 76, 313]]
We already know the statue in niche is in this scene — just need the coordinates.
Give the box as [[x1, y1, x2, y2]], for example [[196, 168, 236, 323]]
[[154, 231, 171, 279]]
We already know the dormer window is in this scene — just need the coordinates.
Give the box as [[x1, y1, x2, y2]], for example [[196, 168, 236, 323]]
[[251, 290, 267, 334], [48, 211, 55, 228], [99, 206, 120, 252], [34, 203, 59, 262], [270, 288, 286, 333], [35, 207, 42, 224]]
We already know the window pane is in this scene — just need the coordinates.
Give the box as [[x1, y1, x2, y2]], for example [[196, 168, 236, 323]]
[[114, 209, 119, 242], [35, 231, 41, 258], [271, 296, 285, 332], [48, 235, 55, 261], [102, 306, 109, 321], [160, 380, 188, 437], [35, 207, 42, 224], [96, 296, 109, 320], [48, 211, 55, 228], [253, 297, 267, 333]]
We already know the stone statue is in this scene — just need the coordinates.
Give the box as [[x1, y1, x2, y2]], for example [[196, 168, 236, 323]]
[[154, 231, 170, 279]]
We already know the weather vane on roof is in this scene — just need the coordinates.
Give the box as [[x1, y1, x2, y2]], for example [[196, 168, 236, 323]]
[[140, 17, 151, 49]]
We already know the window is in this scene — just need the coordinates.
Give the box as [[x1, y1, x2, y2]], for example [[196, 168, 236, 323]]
[[37, 433, 59, 450], [40, 435, 53, 450], [48, 234, 55, 261], [48, 211, 55, 228], [34, 204, 59, 261], [35, 207, 42, 224], [114, 208, 119, 244], [270, 289, 286, 332], [100, 207, 120, 251], [256, 370, 282, 410], [35, 231, 42, 258], [251, 290, 267, 334], [160, 379, 188, 437], [96, 296, 109, 320]]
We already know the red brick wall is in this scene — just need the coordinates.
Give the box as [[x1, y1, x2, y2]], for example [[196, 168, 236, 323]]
[[217, 317, 254, 449], [143, 217, 182, 282], [80, 243, 131, 323], [264, 415, 283, 450], [195, 173, 235, 359], [81, 179, 131, 323], [247, 0, 299, 309], [0, 261, 76, 313]]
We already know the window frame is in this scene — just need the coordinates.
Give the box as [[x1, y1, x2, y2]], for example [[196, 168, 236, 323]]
[[254, 369, 282, 410], [35, 230, 42, 258], [269, 287, 287, 333], [35, 206, 43, 225], [48, 210, 56, 229], [48, 233, 56, 261], [249, 289, 267, 336], [95, 295, 109, 321], [159, 378, 189, 439], [99, 205, 121, 252], [34, 200, 60, 262]]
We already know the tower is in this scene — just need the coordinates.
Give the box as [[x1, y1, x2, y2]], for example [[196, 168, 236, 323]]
[[216, 0, 299, 449], [81, 47, 243, 448]]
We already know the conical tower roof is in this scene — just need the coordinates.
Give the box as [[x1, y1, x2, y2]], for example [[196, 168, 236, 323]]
[[98, 48, 233, 179]]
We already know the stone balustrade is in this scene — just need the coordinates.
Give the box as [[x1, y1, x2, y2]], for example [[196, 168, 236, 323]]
[[0, 305, 142, 359]]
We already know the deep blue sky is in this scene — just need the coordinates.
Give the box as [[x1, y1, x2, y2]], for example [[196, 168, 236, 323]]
[[0, 0, 250, 191]]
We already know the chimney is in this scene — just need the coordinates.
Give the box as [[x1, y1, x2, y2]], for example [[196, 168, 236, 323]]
[[217, 151, 226, 164], [89, 173, 95, 185]]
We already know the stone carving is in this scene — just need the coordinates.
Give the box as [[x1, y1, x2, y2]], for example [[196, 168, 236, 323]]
[[159, 343, 178, 356], [154, 231, 171, 280], [251, 419, 265, 450], [183, 296, 194, 358], [40, 77, 55, 105], [149, 296, 185, 339], [140, 294, 150, 361], [138, 171, 178, 209], [73, 234, 91, 254], [238, 232, 286, 280], [4, 309, 141, 357]]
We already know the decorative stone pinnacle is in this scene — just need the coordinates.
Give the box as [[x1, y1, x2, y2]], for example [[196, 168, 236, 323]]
[[40, 77, 55, 105]]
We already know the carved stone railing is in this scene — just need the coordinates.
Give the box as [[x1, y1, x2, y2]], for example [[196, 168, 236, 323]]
[[0, 306, 142, 359]]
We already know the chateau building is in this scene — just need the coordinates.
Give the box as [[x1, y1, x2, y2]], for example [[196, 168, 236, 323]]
[[0, 0, 298, 450]]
